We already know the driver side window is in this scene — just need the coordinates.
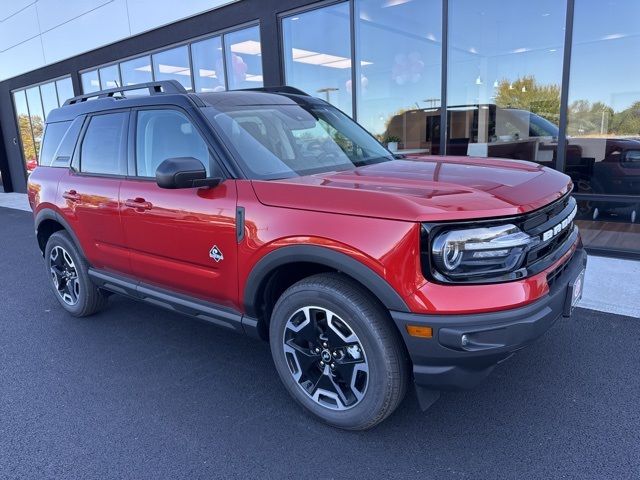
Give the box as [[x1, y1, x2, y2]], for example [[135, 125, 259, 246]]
[[135, 109, 211, 177]]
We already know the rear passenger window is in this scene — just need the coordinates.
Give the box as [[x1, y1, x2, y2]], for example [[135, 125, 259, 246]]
[[80, 112, 128, 175], [39, 121, 71, 167], [135, 109, 210, 177]]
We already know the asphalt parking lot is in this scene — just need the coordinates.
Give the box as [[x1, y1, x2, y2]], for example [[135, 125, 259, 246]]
[[1, 206, 639, 480]]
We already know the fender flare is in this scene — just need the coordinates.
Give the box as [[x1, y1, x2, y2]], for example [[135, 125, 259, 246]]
[[34, 208, 85, 257], [243, 245, 410, 316]]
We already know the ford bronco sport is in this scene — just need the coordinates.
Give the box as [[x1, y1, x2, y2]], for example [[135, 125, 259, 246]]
[[28, 81, 587, 430]]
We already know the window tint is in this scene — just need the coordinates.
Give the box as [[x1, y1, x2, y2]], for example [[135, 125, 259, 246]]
[[51, 117, 84, 167], [136, 109, 210, 177], [40, 121, 71, 166], [80, 113, 128, 175]]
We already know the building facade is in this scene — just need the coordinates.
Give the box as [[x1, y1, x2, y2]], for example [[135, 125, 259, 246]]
[[0, 0, 638, 258]]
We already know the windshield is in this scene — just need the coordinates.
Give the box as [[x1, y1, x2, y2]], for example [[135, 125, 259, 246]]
[[203, 102, 393, 179], [528, 112, 559, 138]]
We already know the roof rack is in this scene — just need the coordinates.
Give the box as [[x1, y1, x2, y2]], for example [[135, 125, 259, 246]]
[[239, 86, 309, 96], [63, 80, 188, 106]]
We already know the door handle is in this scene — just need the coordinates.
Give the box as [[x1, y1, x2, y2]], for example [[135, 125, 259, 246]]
[[62, 190, 80, 202], [124, 197, 152, 210]]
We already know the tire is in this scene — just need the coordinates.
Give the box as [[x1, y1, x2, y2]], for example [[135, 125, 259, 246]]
[[44, 231, 108, 317], [269, 272, 408, 430]]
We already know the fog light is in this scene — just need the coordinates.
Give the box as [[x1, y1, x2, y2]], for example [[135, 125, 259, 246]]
[[461, 334, 470, 346]]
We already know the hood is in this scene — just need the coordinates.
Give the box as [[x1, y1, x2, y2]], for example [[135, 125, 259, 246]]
[[251, 156, 572, 222]]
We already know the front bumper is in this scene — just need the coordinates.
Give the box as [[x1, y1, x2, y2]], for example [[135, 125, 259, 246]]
[[390, 247, 588, 390]]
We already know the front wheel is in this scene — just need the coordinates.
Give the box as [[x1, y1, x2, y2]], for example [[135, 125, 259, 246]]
[[269, 273, 408, 430]]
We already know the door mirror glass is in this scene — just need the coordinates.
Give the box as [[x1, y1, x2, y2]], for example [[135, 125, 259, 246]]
[[155, 157, 218, 189]]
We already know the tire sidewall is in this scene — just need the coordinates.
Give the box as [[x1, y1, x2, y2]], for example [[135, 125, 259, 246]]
[[44, 232, 93, 316], [270, 282, 398, 429]]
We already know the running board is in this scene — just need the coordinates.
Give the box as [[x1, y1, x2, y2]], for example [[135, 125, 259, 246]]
[[88, 268, 260, 338]]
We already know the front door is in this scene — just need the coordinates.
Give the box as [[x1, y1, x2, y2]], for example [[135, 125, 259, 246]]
[[120, 107, 238, 309]]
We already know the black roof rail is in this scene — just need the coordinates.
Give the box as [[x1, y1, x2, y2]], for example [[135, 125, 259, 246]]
[[238, 86, 309, 96], [63, 80, 188, 106]]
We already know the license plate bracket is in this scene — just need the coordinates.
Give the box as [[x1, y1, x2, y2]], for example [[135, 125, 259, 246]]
[[563, 268, 585, 317]]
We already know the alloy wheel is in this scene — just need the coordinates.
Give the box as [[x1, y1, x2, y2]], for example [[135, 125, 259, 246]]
[[282, 306, 369, 410], [49, 245, 80, 306]]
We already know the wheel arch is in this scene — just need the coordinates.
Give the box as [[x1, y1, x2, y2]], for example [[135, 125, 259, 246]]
[[243, 245, 410, 338], [34, 209, 85, 258]]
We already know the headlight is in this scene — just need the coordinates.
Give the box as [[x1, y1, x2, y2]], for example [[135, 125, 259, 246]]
[[430, 224, 536, 281]]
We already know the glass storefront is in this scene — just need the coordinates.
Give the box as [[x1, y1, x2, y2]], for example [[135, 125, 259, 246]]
[[152, 46, 192, 90], [11, 77, 74, 176], [191, 36, 226, 93], [565, 0, 640, 255], [446, 0, 566, 163], [80, 25, 263, 95], [282, 3, 353, 116], [7, 1, 640, 257], [224, 26, 264, 90], [355, 0, 442, 152]]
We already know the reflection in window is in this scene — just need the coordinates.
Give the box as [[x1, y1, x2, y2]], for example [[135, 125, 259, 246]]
[[25, 86, 45, 165], [565, 0, 640, 254], [192, 36, 226, 93], [99, 64, 121, 89], [56, 77, 75, 105], [13, 90, 37, 174], [81, 70, 100, 94], [282, 4, 353, 116], [224, 26, 264, 90], [152, 46, 192, 90], [446, 0, 566, 163], [40, 82, 59, 119], [120, 56, 153, 86], [355, 0, 441, 151], [14, 76, 74, 174]]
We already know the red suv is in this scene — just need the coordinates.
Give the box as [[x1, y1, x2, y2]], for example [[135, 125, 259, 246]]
[[28, 81, 587, 430]]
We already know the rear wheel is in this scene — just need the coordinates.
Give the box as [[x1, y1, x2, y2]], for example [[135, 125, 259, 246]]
[[269, 273, 408, 430], [44, 231, 108, 317]]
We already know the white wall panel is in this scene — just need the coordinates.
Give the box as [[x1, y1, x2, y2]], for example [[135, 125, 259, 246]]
[[127, 0, 236, 34], [36, 0, 113, 33], [41, 0, 130, 64], [0, 0, 239, 81], [0, 4, 39, 51], [0, 37, 45, 80]]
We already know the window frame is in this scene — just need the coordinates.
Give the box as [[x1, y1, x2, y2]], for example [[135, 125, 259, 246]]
[[73, 109, 130, 178]]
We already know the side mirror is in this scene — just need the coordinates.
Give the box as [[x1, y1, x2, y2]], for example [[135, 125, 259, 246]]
[[155, 157, 221, 189]]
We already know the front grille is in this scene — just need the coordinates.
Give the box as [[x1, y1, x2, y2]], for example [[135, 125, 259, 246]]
[[518, 194, 577, 272]]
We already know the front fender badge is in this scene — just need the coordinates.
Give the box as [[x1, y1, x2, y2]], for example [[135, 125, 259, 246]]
[[209, 245, 224, 262]]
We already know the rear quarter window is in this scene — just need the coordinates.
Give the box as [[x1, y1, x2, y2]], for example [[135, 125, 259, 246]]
[[39, 121, 71, 166]]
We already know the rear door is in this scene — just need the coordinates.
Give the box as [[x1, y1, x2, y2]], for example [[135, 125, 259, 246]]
[[119, 106, 238, 308], [58, 110, 130, 273]]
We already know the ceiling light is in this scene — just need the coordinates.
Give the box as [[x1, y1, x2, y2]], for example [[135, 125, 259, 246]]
[[291, 48, 372, 69], [230, 40, 262, 55], [157, 64, 191, 75]]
